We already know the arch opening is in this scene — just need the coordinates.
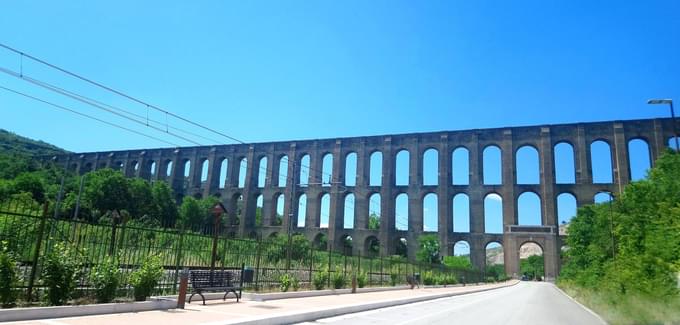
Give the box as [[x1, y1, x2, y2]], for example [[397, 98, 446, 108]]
[[345, 152, 357, 186], [518, 192, 542, 226], [297, 194, 307, 227], [554, 142, 575, 184], [453, 193, 470, 233], [484, 193, 503, 234], [452, 147, 469, 185], [370, 151, 383, 186], [368, 193, 381, 230], [322, 153, 333, 186], [395, 193, 409, 231], [278, 155, 288, 187], [516, 146, 539, 184], [628, 139, 651, 181], [320, 193, 330, 228], [483, 146, 502, 185], [591, 140, 613, 184], [519, 242, 544, 281], [423, 193, 438, 232], [395, 150, 409, 186], [344, 193, 355, 229]]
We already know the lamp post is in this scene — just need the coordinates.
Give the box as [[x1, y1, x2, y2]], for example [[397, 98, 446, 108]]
[[211, 203, 227, 272], [647, 99, 678, 151]]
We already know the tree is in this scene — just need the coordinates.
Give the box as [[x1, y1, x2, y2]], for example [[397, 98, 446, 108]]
[[416, 234, 440, 264], [368, 213, 380, 230], [151, 181, 178, 227], [177, 196, 203, 229], [12, 172, 46, 203], [84, 169, 131, 214], [520, 255, 544, 280], [127, 178, 157, 220]]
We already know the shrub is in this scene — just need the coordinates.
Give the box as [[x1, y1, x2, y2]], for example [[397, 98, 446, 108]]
[[41, 242, 82, 306], [389, 271, 399, 286], [0, 242, 19, 307], [444, 275, 458, 285], [130, 255, 163, 301], [422, 271, 435, 285], [279, 273, 292, 292], [291, 274, 300, 291], [356, 273, 367, 288], [90, 256, 121, 303], [313, 270, 328, 290], [332, 268, 347, 289]]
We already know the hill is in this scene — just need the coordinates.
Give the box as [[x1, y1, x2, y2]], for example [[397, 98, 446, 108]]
[[0, 129, 68, 157]]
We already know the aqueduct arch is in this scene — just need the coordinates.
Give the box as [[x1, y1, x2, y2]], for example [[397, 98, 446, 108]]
[[51, 118, 679, 281]]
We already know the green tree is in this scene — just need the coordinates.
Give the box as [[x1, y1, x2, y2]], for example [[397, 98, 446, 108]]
[[177, 196, 203, 229], [12, 172, 46, 203], [520, 255, 544, 280], [127, 178, 157, 220], [416, 234, 440, 264], [85, 169, 131, 214], [151, 181, 178, 226], [368, 212, 380, 230]]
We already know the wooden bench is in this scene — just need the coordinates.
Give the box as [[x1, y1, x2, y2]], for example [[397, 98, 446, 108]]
[[188, 267, 246, 305]]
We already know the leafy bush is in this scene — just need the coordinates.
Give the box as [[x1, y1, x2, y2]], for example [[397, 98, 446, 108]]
[[356, 273, 367, 288], [279, 273, 292, 292], [332, 268, 347, 289], [313, 270, 328, 290], [444, 275, 458, 285], [389, 271, 399, 286], [90, 256, 121, 303], [422, 271, 435, 285], [130, 255, 163, 301], [291, 275, 300, 291], [41, 242, 82, 306], [0, 242, 19, 307]]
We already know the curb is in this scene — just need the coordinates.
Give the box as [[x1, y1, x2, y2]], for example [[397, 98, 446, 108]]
[[203, 281, 519, 325], [0, 299, 176, 323]]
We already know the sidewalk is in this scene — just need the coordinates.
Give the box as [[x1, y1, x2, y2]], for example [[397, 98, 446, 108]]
[[5, 281, 517, 325]]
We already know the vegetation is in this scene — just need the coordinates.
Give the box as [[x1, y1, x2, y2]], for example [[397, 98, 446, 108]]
[[368, 213, 380, 230], [90, 256, 121, 303], [0, 242, 19, 307], [41, 242, 82, 306], [559, 151, 680, 324], [313, 270, 328, 290], [520, 255, 544, 280], [332, 267, 347, 289], [278, 273, 293, 292], [443, 255, 473, 270], [356, 272, 367, 288], [130, 256, 164, 301], [416, 234, 440, 264]]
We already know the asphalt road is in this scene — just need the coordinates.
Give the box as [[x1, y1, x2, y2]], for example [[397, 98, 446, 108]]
[[300, 282, 605, 325]]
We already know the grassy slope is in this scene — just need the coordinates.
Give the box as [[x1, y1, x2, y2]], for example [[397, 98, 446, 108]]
[[0, 129, 68, 156]]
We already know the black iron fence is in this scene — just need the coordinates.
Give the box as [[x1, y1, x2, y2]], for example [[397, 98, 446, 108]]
[[0, 201, 483, 302]]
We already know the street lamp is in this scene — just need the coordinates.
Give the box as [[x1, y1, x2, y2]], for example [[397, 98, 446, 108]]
[[647, 99, 678, 151]]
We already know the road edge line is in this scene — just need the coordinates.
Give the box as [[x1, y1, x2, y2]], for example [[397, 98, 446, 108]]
[[551, 283, 608, 325]]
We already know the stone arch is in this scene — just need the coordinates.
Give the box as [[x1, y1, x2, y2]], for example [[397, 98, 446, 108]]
[[594, 191, 613, 204], [453, 240, 471, 264], [365, 236, 380, 256], [484, 193, 503, 233], [627, 138, 651, 181], [257, 156, 268, 188], [218, 158, 228, 189], [518, 191, 542, 226], [200, 158, 209, 183], [339, 234, 353, 255], [278, 155, 288, 187], [165, 160, 173, 177], [238, 157, 247, 188], [423, 148, 438, 186], [395, 193, 409, 231], [369, 151, 383, 186], [299, 154, 310, 187], [554, 142, 575, 184], [556, 193, 577, 226], [313, 233, 328, 250], [395, 149, 410, 186], [483, 145, 502, 185], [590, 140, 613, 184], [297, 193, 307, 227], [148, 161, 156, 176], [485, 241, 505, 280], [345, 152, 357, 186], [320, 192, 330, 228], [368, 193, 381, 230], [272, 193, 284, 226], [516, 145, 540, 184], [344, 193, 355, 229], [255, 194, 264, 227], [452, 146, 469, 185], [395, 237, 408, 258], [453, 193, 470, 233], [321, 153, 333, 186], [423, 192, 438, 232], [518, 241, 545, 280]]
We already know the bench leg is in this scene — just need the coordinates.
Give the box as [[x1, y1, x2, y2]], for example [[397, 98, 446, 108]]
[[223, 290, 239, 302], [188, 293, 195, 304]]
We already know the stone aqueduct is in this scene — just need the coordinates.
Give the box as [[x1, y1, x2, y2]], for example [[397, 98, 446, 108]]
[[52, 117, 679, 281]]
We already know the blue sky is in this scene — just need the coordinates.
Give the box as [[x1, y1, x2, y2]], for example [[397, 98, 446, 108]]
[[0, 1, 678, 244]]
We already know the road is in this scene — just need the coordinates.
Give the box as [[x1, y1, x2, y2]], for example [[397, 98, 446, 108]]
[[299, 282, 605, 325]]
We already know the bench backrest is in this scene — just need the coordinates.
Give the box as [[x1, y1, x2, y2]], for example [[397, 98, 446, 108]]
[[190, 270, 238, 288]]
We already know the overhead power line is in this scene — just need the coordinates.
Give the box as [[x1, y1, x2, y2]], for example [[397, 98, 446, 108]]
[[0, 43, 246, 144], [0, 85, 179, 147]]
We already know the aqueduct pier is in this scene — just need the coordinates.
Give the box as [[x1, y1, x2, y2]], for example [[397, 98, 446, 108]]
[[50, 117, 679, 281]]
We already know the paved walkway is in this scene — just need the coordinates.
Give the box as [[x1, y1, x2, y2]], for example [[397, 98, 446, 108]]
[[4, 282, 516, 325]]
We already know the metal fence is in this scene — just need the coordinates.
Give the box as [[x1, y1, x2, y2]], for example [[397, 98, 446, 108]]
[[0, 201, 483, 302]]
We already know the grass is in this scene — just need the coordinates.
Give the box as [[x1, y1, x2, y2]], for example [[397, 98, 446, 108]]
[[558, 280, 680, 325]]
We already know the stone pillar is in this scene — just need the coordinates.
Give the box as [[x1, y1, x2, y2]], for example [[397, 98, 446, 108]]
[[539, 127, 557, 226], [306, 143, 321, 228], [238, 146, 257, 236], [574, 124, 592, 184], [651, 119, 665, 166], [504, 236, 520, 279], [612, 122, 630, 194], [282, 144, 297, 231], [407, 139, 422, 262], [379, 138, 395, 256], [500, 130, 516, 227], [203, 149, 219, 197], [328, 141, 345, 251], [437, 135, 451, 255]]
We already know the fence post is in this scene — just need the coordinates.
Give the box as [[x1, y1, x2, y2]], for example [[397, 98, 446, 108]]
[[108, 211, 120, 256], [380, 256, 384, 286], [308, 247, 314, 287], [26, 202, 49, 302], [254, 238, 262, 291], [172, 229, 185, 293]]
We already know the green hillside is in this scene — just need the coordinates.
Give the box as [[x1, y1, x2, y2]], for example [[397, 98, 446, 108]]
[[0, 129, 68, 157]]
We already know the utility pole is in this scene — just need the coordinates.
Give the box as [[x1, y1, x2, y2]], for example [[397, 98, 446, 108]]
[[286, 160, 296, 271]]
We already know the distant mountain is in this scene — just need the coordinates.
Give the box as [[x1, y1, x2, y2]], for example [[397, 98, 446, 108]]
[[485, 242, 545, 265], [0, 129, 68, 157]]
